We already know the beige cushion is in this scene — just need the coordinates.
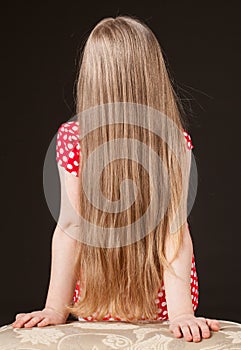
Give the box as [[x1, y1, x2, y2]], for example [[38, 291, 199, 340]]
[[0, 319, 240, 349]]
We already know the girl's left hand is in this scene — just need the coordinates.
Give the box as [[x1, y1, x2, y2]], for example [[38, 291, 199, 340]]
[[168, 313, 220, 343]]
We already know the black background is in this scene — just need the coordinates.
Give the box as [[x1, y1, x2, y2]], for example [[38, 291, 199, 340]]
[[1, 1, 241, 326]]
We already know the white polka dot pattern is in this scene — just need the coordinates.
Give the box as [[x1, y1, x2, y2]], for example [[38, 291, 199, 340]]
[[56, 121, 194, 177], [74, 254, 199, 322], [56, 121, 80, 177], [56, 121, 198, 322]]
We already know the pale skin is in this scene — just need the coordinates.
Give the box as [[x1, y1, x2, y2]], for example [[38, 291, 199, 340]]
[[12, 166, 220, 342], [163, 223, 220, 342]]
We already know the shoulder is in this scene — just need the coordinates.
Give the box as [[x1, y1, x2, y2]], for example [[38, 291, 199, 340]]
[[56, 120, 80, 177], [183, 130, 194, 150], [55, 123, 193, 176]]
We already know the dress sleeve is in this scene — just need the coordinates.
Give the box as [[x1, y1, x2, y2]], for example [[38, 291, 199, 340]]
[[56, 124, 192, 173], [183, 130, 194, 150], [56, 122, 80, 177], [55, 122, 82, 243]]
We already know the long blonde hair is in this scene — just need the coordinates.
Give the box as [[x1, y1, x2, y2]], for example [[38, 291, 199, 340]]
[[65, 15, 191, 322]]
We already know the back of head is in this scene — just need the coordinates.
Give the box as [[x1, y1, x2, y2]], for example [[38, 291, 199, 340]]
[[76, 15, 186, 126]]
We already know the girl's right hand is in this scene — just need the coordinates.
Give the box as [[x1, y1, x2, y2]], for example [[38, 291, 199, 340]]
[[11, 307, 68, 328], [168, 313, 220, 342]]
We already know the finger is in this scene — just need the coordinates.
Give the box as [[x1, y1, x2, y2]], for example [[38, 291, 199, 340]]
[[188, 322, 201, 342], [206, 318, 220, 331], [196, 320, 211, 339], [24, 316, 45, 328], [13, 314, 34, 328], [12, 314, 26, 326], [197, 316, 207, 322], [180, 324, 193, 342], [15, 313, 26, 320], [169, 324, 182, 338], [37, 318, 50, 327]]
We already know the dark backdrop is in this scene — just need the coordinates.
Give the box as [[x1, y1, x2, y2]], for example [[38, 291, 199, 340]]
[[1, 1, 241, 326]]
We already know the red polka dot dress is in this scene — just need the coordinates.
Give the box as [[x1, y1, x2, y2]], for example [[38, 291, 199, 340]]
[[56, 120, 198, 322]]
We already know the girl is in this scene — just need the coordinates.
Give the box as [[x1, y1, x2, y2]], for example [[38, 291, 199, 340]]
[[12, 15, 220, 343]]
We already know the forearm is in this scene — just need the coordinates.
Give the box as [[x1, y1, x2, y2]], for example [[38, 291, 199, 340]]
[[163, 222, 194, 321], [44, 224, 79, 318]]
